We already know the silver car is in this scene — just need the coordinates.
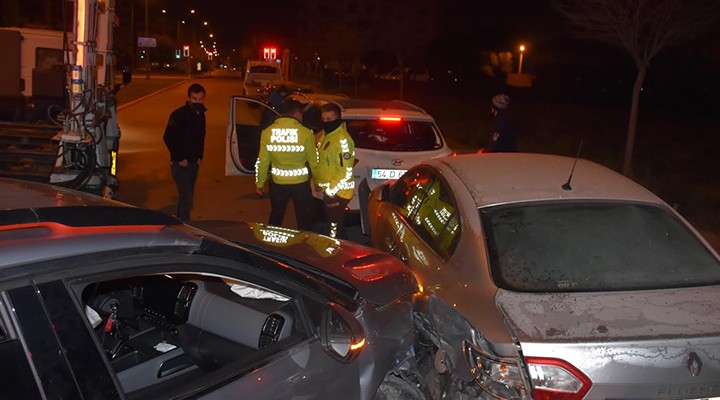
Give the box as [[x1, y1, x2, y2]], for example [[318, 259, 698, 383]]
[[0, 178, 425, 400], [367, 153, 720, 399]]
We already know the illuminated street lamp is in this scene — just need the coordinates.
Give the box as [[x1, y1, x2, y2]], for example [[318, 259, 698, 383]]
[[518, 44, 526, 74]]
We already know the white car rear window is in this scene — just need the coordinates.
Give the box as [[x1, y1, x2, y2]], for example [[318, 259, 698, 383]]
[[345, 119, 443, 151]]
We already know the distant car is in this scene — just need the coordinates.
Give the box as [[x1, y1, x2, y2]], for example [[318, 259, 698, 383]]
[[243, 62, 283, 101], [366, 153, 720, 400], [0, 178, 427, 399], [225, 97, 453, 217], [376, 68, 431, 82]]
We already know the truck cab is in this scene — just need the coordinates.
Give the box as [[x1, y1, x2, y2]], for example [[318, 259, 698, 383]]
[[0, 27, 66, 121]]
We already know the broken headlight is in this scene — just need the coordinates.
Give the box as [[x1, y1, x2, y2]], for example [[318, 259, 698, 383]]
[[464, 340, 530, 400]]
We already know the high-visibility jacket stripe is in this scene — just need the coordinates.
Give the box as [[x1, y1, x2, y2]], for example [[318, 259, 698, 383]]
[[271, 167, 309, 177], [266, 144, 306, 152]]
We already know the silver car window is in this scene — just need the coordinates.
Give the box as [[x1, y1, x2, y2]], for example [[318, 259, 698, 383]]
[[482, 202, 720, 292], [393, 169, 461, 260], [345, 119, 442, 151]]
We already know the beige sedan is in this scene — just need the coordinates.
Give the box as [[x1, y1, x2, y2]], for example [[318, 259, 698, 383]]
[[366, 153, 720, 400]]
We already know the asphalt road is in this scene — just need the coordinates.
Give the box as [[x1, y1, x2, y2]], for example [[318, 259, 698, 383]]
[[117, 71, 269, 222], [115, 70, 369, 244]]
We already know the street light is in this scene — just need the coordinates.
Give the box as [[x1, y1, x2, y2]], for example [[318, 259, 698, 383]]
[[518, 44, 526, 74]]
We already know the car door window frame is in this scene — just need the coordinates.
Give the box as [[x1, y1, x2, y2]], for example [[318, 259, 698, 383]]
[[62, 254, 324, 400], [0, 292, 44, 400], [228, 95, 281, 174]]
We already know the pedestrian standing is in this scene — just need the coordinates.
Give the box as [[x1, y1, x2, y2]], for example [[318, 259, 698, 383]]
[[255, 98, 319, 231], [315, 103, 355, 239], [483, 94, 517, 153], [163, 83, 207, 222]]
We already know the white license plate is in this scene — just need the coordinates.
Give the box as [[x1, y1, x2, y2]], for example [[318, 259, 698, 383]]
[[371, 168, 407, 180]]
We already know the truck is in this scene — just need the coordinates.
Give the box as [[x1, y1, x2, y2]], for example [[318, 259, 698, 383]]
[[0, 0, 122, 197]]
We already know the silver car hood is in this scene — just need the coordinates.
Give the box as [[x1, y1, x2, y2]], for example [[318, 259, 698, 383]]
[[496, 287, 720, 398]]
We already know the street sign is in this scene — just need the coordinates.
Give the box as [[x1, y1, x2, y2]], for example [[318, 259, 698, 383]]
[[137, 37, 157, 48]]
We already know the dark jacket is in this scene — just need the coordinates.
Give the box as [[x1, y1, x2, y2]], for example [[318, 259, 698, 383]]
[[163, 101, 207, 163], [486, 111, 517, 153]]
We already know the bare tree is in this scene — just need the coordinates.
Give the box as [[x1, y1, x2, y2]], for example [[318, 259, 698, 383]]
[[554, 0, 718, 175]]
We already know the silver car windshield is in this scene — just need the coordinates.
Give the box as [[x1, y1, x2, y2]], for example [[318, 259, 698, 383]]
[[344, 120, 442, 151], [481, 202, 720, 292]]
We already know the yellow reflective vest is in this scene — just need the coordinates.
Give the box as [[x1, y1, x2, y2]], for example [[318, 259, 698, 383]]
[[255, 117, 318, 187], [316, 126, 355, 200]]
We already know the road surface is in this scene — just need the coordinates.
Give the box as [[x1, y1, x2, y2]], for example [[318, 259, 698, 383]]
[[114, 70, 371, 242], [116, 72, 274, 227]]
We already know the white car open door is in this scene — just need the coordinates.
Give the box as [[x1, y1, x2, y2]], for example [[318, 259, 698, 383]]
[[225, 96, 280, 176]]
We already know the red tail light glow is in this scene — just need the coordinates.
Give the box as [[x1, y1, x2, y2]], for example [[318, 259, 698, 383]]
[[379, 116, 402, 122], [342, 253, 405, 281], [525, 357, 592, 400]]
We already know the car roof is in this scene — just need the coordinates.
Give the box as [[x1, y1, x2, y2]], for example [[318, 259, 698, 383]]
[[0, 179, 417, 307], [1, 178, 130, 209], [331, 99, 435, 120], [0, 178, 200, 269], [431, 153, 664, 207]]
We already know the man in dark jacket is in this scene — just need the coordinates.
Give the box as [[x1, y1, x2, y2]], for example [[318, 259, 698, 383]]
[[484, 94, 517, 153], [163, 83, 207, 221]]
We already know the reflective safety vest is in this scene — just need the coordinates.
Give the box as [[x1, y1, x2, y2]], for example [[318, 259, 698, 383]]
[[249, 223, 341, 257], [256, 117, 318, 187], [316, 126, 355, 200]]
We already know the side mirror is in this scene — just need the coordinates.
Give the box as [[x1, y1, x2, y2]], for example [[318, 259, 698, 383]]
[[320, 303, 365, 363]]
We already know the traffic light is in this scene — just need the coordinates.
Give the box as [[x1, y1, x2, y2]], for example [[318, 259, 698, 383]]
[[263, 47, 277, 60], [183, 45, 190, 58]]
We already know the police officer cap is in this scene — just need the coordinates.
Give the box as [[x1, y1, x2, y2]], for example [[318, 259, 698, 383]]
[[492, 94, 510, 110], [279, 98, 304, 115]]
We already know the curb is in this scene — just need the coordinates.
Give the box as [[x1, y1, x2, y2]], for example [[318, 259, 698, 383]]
[[117, 78, 191, 111]]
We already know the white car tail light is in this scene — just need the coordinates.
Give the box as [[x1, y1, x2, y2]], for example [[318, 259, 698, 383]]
[[525, 357, 591, 400]]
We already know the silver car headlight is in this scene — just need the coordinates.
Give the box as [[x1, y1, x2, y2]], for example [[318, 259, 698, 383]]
[[464, 340, 530, 400]]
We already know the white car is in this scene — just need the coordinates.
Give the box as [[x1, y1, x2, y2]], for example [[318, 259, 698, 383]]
[[225, 96, 453, 219], [242, 62, 283, 101]]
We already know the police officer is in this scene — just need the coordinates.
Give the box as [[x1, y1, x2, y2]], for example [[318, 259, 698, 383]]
[[315, 103, 355, 239], [484, 94, 517, 153], [255, 98, 319, 231]]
